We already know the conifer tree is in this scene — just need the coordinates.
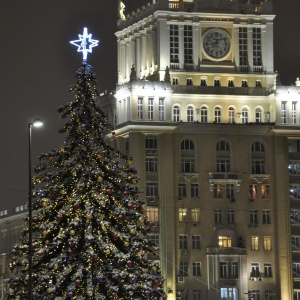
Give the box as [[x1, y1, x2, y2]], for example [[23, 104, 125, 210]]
[[7, 30, 166, 300]]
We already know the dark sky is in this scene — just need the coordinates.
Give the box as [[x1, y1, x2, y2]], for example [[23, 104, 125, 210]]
[[0, 0, 298, 210]]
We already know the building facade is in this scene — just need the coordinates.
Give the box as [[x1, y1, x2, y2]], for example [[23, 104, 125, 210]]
[[100, 0, 300, 299]]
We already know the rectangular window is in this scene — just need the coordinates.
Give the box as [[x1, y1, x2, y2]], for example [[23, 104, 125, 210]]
[[179, 208, 187, 222], [191, 184, 199, 197], [193, 262, 201, 276], [251, 263, 260, 277], [191, 208, 200, 223], [218, 235, 231, 248], [281, 101, 287, 124], [192, 235, 201, 249], [250, 209, 258, 224], [253, 27, 262, 66], [180, 290, 189, 300], [173, 77, 178, 85], [293, 263, 300, 278], [265, 290, 275, 300], [216, 159, 230, 172], [291, 210, 300, 224], [213, 184, 222, 198], [220, 262, 238, 278], [292, 102, 297, 124], [215, 210, 223, 224], [158, 98, 165, 121], [148, 97, 154, 120], [187, 78, 193, 86], [251, 236, 259, 250], [147, 234, 159, 246], [146, 207, 159, 222], [179, 234, 188, 250], [178, 184, 187, 198], [221, 288, 238, 300], [181, 158, 195, 173], [184, 25, 193, 64], [145, 136, 157, 149], [214, 79, 220, 87], [239, 27, 248, 66], [263, 236, 272, 251], [193, 289, 201, 300], [264, 263, 272, 277], [262, 210, 271, 224], [146, 182, 158, 197], [179, 262, 189, 276], [170, 24, 179, 64], [138, 97, 143, 120], [146, 157, 158, 172], [289, 161, 300, 175], [251, 290, 260, 300], [249, 184, 257, 199], [251, 160, 265, 174], [226, 184, 234, 199], [200, 79, 207, 87], [261, 184, 270, 199], [227, 209, 235, 224], [292, 235, 300, 251]]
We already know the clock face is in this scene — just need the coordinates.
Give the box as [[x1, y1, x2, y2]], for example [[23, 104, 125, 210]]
[[203, 29, 231, 60]]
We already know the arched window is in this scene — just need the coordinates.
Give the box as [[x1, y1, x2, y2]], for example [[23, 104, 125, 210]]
[[255, 108, 263, 123], [181, 139, 195, 173], [173, 105, 180, 121], [228, 107, 235, 123], [216, 140, 231, 172], [214, 107, 222, 123], [241, 107, 249, 123], [200, 106, 208, 123], [187, 105, 194, 122], [251, 141, 266, 174]]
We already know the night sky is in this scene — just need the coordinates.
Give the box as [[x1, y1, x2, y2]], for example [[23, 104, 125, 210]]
[[0, 0, 298, 210]]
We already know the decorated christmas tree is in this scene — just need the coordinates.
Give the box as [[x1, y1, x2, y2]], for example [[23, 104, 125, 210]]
[[7, 28, 166, 300]]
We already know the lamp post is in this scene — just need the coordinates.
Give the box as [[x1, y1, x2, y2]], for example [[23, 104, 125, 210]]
[[28, 118, 43, 300]]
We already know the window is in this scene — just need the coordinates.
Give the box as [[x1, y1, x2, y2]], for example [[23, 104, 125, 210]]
[[213, 184, 222, 198], [181, 139, 194, 150], [191, 184, 199, 197], [192, 235, 201, 249], [184, 25, 193, 64], [281, 101, 287, 124], [263, 236, 272, 251], [191, 208, 200, 223], [239, 27, 248, 67], [220, 288, 238, 300], [216, 140, 230, 172], [146, 157, 158, 173], [242, 80, 248, 87], [290, 185, 300, 199], [181, 158, 195, 173], [214, 107, 221, 123], [146, 182, 158, 197], [187, 105, 194, 122], [220, 262, 238, 278], [146, 207, 159, 222], [251, 141, 266, 174], [289, 140, 300, 153], [251, 290, 260, 300], [265, 290, 274, 300], [262, 210, 271, 224], [251, 236, 259, 250], [292, 102, 297, 124], [261, 184, 270, 199], [294, 263, 300, 278], [148, 97, 154, 120], [291, 210, 300, 224], [228, 79, 234, 87], [173, 105, 180, 121], [215, 210, 223, 224], [200, 79, 207, 87], [180, 290, 189, 300], [170, 24, 179, 64], [264, 263, 272, 277], [292, 235, 300, 251], [228, 107, 235, 123], [145, 135, 157, 149], [193, 262, 201, 276], [227, 209, 235, 224], [218, 235, 231, 247], [249, 184, 257, 199], [200, 106, 208, 123], [147, 234, 159, 246], [295, 290, 300, 300], [251, 263, 260, 277], [255, 108, 262, 123], [226, 184, 234, 199], [138, 97, 143, 120], [214, 79, 220, 87], [179, 262, 189, 276], [289, 161, 300, 175], [173, 77, 179, 85], [179, 235, 188, 250], [159, 98, 165, 120], [181, 139, 195, 173], [179, 208, 187, 222], [250, 209, 258, 224], [253, 27, 262, 66], [241, 107, 248, 123], [187, 78, 193, 86], [178, 184, 187, 198], [255, 80, 262, 88], [193, 290, 201, 300]]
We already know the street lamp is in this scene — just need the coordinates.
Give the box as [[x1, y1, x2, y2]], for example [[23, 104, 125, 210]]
[[28, 118, 43, 300]]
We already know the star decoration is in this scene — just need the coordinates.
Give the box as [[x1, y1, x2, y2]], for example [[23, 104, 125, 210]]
[[70, 27, 99, 61]]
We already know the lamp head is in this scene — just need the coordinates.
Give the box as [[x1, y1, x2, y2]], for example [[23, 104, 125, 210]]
[[32, 118, 43, 128]]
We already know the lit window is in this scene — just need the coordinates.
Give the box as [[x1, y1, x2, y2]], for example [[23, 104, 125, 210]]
[[191, 208, 200, 223], [146, 207, 159, 222], [251, 236, 259, 250], [179, 208, 187, 222], [218, 235, 231, 248], [263, 236, 272, 251]]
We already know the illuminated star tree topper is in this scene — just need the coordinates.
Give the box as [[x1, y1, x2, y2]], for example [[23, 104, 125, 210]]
[[70, 27, 99, 61]]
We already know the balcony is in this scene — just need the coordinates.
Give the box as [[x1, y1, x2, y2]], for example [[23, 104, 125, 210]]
[[209, 172, 242, 191], [207, 247, 247, 256]]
